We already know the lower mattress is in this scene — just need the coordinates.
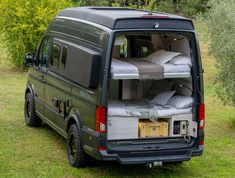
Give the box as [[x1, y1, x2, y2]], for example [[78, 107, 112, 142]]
[[108, 99, 192, 118], [111, 59, 191, 80]]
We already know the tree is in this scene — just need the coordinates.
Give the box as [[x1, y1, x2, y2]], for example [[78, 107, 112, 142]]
[[202, 0, 235, 106], [0, 0, 71, 67], [72, 0, 110, 6], [72, 0, 209, 18]]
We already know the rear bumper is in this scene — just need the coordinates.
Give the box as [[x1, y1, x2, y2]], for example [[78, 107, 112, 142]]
[[82, 128, 204, 164], [84, 144, 203, 164]]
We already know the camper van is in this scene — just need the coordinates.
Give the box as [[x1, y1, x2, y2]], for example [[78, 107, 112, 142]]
[[24, 7, 205, 167]]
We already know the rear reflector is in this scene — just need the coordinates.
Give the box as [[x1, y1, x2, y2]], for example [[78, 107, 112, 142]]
[[96, 106, 107, 133], [199, 103, 205, 129]]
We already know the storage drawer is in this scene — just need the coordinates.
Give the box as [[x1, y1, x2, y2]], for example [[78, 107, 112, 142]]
[[139, 120, 169, 138]]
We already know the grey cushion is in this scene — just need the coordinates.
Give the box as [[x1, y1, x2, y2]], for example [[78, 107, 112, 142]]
[[146, 50, 181, 65], [169, 55, 192, 67], [166, 95, 193, 109], [150, 91, 176, 106]]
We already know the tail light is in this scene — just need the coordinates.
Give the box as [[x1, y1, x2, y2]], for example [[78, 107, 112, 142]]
[[97, 146, 106, 150], [199, 141, 204, 145], [199, 103, 205, 129], [96, 106, 107, 133], [199, 103, 205, 146]]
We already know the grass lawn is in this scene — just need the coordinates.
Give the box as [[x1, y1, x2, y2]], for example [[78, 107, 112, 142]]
[[0, 40, 235, 178]]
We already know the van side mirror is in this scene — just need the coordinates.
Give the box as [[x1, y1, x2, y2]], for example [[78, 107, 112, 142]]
[[25, 52, 35, 67]]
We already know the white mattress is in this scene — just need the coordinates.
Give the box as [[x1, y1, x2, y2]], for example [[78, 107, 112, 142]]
[[108, 100, 192, 118], [111, 59, 191, 79], [164, 64, 190, 73]]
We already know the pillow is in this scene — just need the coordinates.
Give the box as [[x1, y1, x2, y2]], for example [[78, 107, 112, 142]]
[[146, 50, 181, 65], [150, 91, 176, 106], [166, 95, 193, 109], [169, 55, 192, 67]]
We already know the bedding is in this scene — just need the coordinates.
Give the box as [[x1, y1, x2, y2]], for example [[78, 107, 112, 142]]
[[111, 59, 191, 80], [111, 59, 138, 74], [150, 91, 176, 106], [127, 58, 164, 80], [108, 99, 192, 118], [166, 95, 193, 109], [145, 50, 181, 65], [163, 64, 190, 73], [169, 55, 192, 67]]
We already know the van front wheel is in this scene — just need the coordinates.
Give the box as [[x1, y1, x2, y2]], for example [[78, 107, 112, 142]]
[[67, 124, 87, 167]]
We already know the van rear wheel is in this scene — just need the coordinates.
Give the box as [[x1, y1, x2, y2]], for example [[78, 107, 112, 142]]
[[24, 93, 41, 127], [67, 124, 88, 167]]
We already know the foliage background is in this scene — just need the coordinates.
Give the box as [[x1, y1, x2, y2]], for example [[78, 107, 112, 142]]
[[198, 0, 235, 106], [73, 0, 209, 17], [0, 0, 71, 67]]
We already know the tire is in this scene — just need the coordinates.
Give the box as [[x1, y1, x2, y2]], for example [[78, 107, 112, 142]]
[[67, 124, 88, 167], [24, 92, 41, 127]]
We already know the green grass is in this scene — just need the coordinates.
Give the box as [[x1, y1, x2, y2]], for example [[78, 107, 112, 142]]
[[0, 40, 235, 178]]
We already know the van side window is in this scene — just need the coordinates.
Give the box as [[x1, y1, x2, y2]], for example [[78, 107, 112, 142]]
[[55, 42, 101, 88], [50, 43, 61, 69], [61, 47, 67, 68], [38, 36, 52, 67]]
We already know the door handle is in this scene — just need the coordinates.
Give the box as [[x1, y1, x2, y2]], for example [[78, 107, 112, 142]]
[[52, 98, 59, 107], [41, 75, 45, 83]]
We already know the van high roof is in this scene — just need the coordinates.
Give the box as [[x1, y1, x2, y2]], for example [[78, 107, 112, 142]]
[[57, 7, 193, 30]]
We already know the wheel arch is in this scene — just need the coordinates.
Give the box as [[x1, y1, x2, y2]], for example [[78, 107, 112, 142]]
[[66, 108, 83, 133], [25, 83, 35, 97]]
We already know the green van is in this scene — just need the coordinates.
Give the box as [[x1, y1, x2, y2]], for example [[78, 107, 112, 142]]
[[24, 7, 205, 168]]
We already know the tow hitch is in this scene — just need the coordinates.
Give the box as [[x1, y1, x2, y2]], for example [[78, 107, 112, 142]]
[[146, 161, 163, 168]]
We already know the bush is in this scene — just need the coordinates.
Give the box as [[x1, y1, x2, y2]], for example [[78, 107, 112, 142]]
[[72, 0, 110, 6], [201, 0, 235, 106], [0, 0, 71, 67], [73, 0, 209, 18]]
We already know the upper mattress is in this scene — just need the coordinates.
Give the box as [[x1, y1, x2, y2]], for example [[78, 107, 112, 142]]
[[111, 59, 191, 80]]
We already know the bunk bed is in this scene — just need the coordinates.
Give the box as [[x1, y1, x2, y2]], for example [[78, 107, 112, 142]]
[[111, 58, 191, 80]]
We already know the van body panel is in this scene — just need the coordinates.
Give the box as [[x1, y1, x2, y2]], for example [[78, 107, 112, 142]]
[[27, 68, 48, 116]]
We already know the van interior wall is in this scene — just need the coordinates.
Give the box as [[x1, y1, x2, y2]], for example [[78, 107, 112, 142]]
[[152, 34, 191, 58], [108, 78, 193, 101]]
